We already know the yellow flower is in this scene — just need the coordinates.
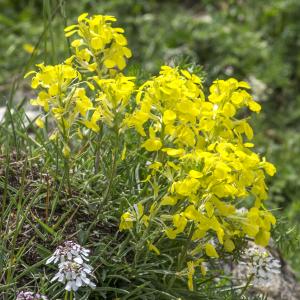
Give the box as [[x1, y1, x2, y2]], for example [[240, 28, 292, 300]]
[[162, 148, 185, 157], [188, 170, 203, 179], [83, 109, 101, 132], [142, 127, 162, 151], [23, 43, 35, 54], [248, 100, 261, 112], [35, 117, 45, 128], [262, 160, 276, 176], [92, 74, 135, 127], [74, 88, 94, 117], [187, 261, 195, 291], [119, 212, 134, 231], [62, 144, 71, 158]]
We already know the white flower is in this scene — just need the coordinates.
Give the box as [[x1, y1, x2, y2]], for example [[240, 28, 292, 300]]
[[51, 261, 96, 291], [46, 241, 96, 292], [46, 241, 90, 265], [16, 291, 48, 300], [242, 245, 281, 286]]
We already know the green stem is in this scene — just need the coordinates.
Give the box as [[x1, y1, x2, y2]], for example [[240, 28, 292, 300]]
[[88, 119, 120, 232], [64, 156, 72, 196], [167, 222, 196, 289], [239, 273, 254, 297], [94, 123, 103, 174], [64, 291, 69, 300], [135, 200, 161, 265], [102, 123, 120, 206]]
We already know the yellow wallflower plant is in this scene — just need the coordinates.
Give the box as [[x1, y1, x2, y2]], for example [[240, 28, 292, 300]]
[[25, 13, 276, 292], [25, 14, 135, 195], [121, 68, 276, 289]]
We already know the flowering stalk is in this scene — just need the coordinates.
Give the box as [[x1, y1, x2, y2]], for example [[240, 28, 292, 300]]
[[26, 13, 135, 197], [102, 121, 120, 206], [239, 273, 255, 297]]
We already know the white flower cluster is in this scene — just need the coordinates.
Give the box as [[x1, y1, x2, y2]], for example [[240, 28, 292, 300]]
[[242, 245, 281, 286], [16, 291, 47, 300], [51, 261, 96, 291], [46, 241, 96, 292], [46, 240, 90, 265]]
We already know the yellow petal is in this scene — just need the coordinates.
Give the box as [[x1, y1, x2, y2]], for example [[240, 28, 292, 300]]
[[161, 196, 178, 206], [162, 110, 176, 124], [162, 148, 185, 157], [119, 212, 133, 231], [184, 205, 201, 221], [78, 13, 89, 22], [263, 161, 276, 176], [255, 230, 270, 247], [248, 100, 261, 113], [24, 70, 36, 78], [205, 243, 219, 258], [238, 81, 251, 89], [91, 37, 104, 50], [104, 59, 116, 69], [189, 170, 203, 179], [62, 144, 71, 158], [23, 43, 35, 54], [142, 138, 162, 152], [65, 30, 78, 37], [35, 117, 45, 128], [148, 242, 160, 255], [64, 24, 78, 32], [224, 239, 235, 252], [180, 69, 191, 79], [244, 122, 253, 140], [165, 228, 177, 239]]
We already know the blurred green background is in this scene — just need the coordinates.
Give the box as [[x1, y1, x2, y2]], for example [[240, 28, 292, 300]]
[[1, 0, 300, 275]]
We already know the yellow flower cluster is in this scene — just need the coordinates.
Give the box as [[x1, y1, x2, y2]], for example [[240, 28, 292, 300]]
[[64, 13, 132, 72], [120, 67, 276, 289], [26, 14, 135, 155], [25, 63, 83, 142], [91, 74, 135, 128]]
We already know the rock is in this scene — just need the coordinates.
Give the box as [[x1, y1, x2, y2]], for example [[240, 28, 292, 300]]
[[0, 107, 5, 121], [0, 107, 39, 125], [230, 242, 300, 300]]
